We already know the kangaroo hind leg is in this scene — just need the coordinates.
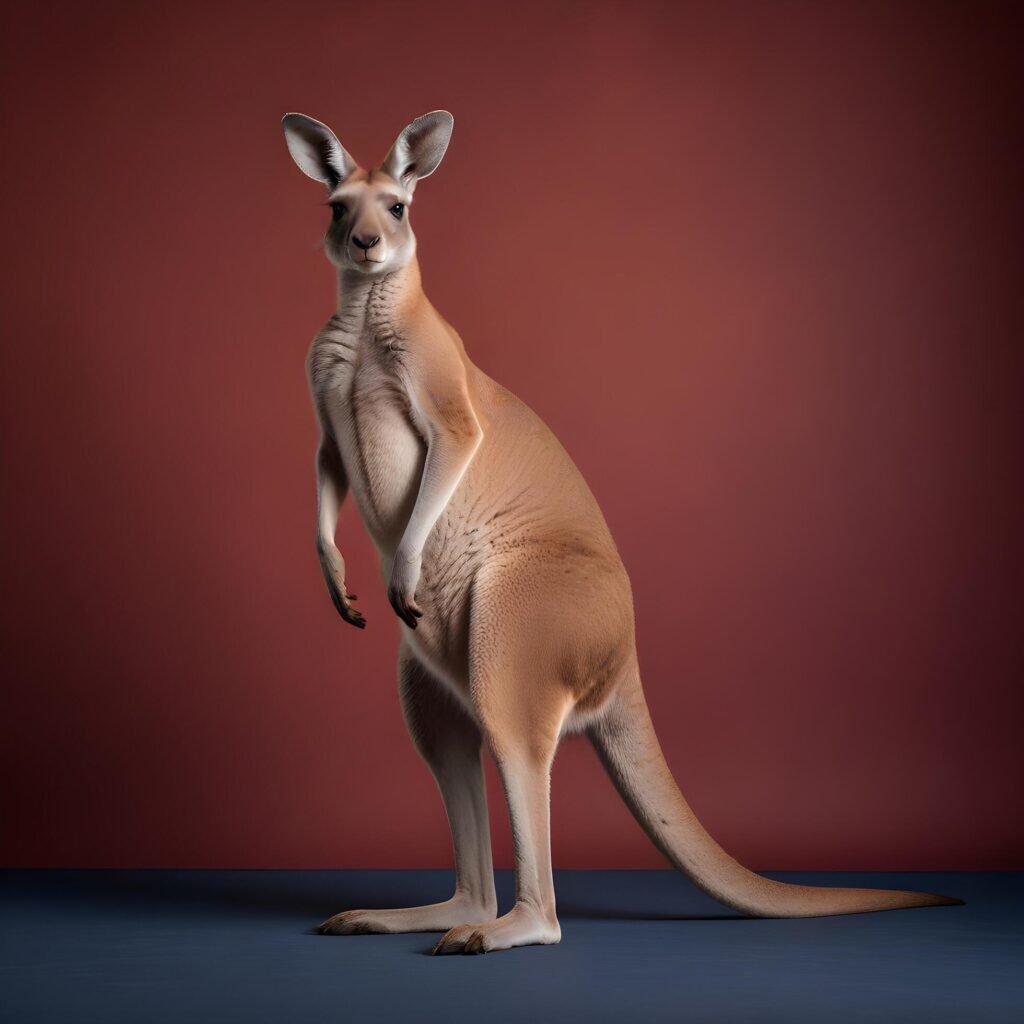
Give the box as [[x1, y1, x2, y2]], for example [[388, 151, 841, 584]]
[[433, 632, 574, 954], [320, 645, 497, 935]]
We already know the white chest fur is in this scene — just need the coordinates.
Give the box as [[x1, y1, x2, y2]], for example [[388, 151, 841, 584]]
[[311, 319, 424, 552]]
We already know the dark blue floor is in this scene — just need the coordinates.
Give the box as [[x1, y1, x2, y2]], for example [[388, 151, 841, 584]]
[[1, 869, 1021, 1023]]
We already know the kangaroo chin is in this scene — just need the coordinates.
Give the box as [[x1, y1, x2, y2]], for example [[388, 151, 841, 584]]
[[281, 109, 961, 955]]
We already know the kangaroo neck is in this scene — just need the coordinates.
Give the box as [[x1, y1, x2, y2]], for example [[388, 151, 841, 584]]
[[333, 259, 427, 345]]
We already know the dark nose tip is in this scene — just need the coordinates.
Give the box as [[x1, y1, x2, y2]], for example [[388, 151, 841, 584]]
[[352, 234, 380, 251]]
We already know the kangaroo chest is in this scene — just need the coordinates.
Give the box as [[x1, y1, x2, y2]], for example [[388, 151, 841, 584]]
[[312, 325, 425, 552]]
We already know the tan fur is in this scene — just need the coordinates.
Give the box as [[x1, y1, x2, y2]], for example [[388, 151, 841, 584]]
[[282, 111, 961, 955]]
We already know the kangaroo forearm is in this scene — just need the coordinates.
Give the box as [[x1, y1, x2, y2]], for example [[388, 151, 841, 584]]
[[314, 437, 365, 627], [399, 433, 481, 556], [316, 440, 348, 549]]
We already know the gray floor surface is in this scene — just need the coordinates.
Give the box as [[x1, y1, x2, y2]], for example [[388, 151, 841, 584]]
[[1, 869, 1021, 1023]]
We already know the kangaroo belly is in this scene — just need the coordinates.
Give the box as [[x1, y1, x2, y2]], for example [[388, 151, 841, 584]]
[[326, 365, 424, 552]]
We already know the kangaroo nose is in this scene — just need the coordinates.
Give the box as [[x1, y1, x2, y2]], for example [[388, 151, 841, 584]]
[[352, 234, 380, 251]]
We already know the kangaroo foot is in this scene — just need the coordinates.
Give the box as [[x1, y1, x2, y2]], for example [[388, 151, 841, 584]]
[[431, 902, 561, 955], [320, 894, 496, 935]]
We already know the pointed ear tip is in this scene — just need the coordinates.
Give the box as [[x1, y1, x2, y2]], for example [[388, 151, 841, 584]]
[[420, 109, 454, 127], [282, 112, 328, 132]]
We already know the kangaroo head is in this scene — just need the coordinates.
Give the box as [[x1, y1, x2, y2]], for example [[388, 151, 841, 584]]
[[282, 110, 454, 275]]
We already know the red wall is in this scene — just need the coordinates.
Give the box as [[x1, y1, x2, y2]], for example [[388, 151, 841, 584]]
[[2, 0, 1021, 870]]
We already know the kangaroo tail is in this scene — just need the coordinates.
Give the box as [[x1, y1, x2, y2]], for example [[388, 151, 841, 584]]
[[588, 676, 961, 917]]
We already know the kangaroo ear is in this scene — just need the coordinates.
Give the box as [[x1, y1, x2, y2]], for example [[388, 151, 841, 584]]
[[281, 113, 357, 189], [382, 111, 454, 190]]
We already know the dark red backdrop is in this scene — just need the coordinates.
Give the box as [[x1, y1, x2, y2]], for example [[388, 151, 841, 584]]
[[2, 1, 1021, 870]]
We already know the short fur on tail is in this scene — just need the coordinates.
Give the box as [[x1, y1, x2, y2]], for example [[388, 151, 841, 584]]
[[589, 675, 961, 917]]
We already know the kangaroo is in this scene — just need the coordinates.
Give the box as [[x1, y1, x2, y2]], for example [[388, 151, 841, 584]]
[[281, 110, 960, 955]]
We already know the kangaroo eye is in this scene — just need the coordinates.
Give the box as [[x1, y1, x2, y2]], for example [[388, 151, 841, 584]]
[[330, 203, 346, 222], [390, 203, 405, 220]]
